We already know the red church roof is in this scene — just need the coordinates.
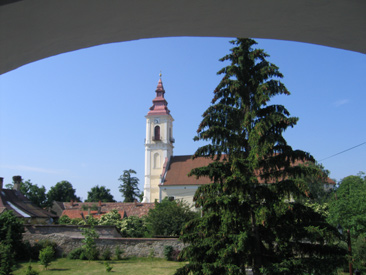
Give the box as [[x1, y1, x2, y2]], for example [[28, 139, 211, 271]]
[[161, 155, 336, 186], [147, 77, 170, 116]]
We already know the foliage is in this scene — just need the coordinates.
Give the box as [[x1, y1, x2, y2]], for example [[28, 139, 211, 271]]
[[85, 185, 116, 202], [7, 177, 48, 208], [39, 246, 54, 270], [81, 204, 98, 211], [146, 198, 198, 237], [47, 180, 81, 203], [353, 234, 366, 272], [114, 246, 124, 260], [101, 248, 112, 260], [104, 262, 113, 272], [0, 210, 25, 257], [176, 38, 346, 275], [81, 225, 99, 261], [0, 228, 16, 275], [98, 209, 121, 225], [25, 261, 39, 275], [58, 215, 72, 224], [294, 162, 334, 204], [67, 247, 85, 260], [164, 246, 174, 261], [32, 240, 57, 260], [118, 169, 140, 202], [327, 172, 366, 237], [118, 216, 149, 237]]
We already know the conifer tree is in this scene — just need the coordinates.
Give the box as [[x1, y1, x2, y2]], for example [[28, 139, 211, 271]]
[[118, 169, 140, 202], [176, 39, 345, 275]]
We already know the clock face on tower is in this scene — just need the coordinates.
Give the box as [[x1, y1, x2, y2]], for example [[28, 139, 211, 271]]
[[154, 118, 160, 124]]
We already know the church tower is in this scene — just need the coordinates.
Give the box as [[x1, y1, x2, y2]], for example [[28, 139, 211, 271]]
[[142, 75, 174, 202]]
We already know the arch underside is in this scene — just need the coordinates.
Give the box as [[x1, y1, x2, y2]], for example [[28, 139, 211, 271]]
[[0, 0, 365, 75]]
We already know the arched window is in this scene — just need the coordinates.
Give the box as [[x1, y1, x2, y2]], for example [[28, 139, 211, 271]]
[[154, 126, 160, 140], [154, 153, 160, 169]]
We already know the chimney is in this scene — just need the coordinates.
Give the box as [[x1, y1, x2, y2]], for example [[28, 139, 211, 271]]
[[0, 177, 3, 191], [12, 175, 22, 191], [98, 200, 101, 215]]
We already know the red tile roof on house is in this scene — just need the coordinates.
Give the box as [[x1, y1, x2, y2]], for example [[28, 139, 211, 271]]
[[161, 155, 336, 186], [61, 201, 155, 219]]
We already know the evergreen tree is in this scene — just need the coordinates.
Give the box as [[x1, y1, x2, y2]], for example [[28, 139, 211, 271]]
[[118, 169, 140, 202], [176, 39, 345, 275]]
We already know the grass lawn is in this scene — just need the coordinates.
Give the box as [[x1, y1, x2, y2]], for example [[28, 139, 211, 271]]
[[13, 257, 186, 275]]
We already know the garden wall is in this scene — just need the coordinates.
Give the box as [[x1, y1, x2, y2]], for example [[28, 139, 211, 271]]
[[23, 225, 185, 258]]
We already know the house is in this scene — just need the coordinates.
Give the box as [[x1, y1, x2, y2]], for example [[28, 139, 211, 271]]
[[142, 77, 336, 205], [0, 177, 57, 224], [58, 200, 155, 220]]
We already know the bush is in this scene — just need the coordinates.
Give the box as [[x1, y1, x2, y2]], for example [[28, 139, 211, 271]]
[[118, 216, 149, 237], [104, 262, 113, 272], [164, 246, 174, 261], [146, 198, 199, 236], [67, 247, 84, 260], [58, 215, 72, 224], [25, 261, 39, 275], [0, 241, 15, 275], [101, 248, 112, 260], [115, 246, 124, 260], [81, 225, 99, 261], [39, 246, 54, 270]]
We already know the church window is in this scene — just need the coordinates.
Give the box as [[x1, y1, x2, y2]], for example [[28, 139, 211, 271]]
[[154, 126, 160, 140], [154, 153, 160, 169]]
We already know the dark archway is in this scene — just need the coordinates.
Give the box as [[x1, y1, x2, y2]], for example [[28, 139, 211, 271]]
[[0, 0, 365, 74]]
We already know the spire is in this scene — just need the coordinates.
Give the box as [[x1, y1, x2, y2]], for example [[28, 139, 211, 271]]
[[147, 74, 170, 116]]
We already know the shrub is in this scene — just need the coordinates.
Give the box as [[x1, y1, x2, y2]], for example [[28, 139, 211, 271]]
[[79, 252, 87, 260], [58, 215, 72, 224], [39, 246, 54, 270], [25, 261, 39, 275], [67, 247, 84, 260], [0, 241, 15, 275], [115, 246, 124, 260], [101, 248, 112, 260], [104, 262, 113, 272], [164, 245, 174, 261], [118, 216, 148, 237], [81, 225, 99, 261], [145, 198, 199, 237]]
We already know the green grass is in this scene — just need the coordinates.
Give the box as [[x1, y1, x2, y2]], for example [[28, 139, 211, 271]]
[[14, 257, 186, 275]]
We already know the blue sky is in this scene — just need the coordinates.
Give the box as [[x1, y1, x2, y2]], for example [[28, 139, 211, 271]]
[[0, 37, 365, 201]]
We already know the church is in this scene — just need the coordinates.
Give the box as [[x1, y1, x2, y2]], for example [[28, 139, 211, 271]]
[[141, 76, 336, 205], [142, 76, 213, 205]]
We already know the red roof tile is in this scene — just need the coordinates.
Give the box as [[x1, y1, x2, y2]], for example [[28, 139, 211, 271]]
[[162, 155, 336, 186], [61, 202, 155, 219]]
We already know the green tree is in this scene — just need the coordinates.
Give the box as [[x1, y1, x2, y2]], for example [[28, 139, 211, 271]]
[[81, 225, 99, 261], [328, 172, 366, 237], [47, 180, 81, 202], [176, 39, 345, 275], [0, 228, 16, 275], [85, 185, 116, 202], [146, 198, 198, 237], [38, 246, 54, 270], [6, 176, 48, 208], [118, 169, 140, 202], [0, 210, 25, 257]]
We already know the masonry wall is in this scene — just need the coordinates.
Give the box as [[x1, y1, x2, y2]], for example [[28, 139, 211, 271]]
[[23, 225, 185, 258]]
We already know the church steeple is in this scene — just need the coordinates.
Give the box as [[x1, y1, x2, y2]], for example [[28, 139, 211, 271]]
[[143, 74, 174, 203], [147, 76, 170, 116]]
